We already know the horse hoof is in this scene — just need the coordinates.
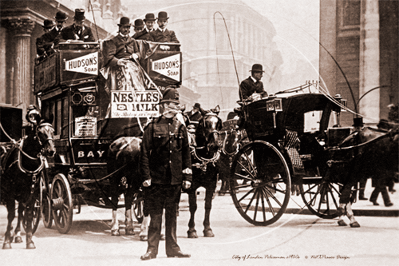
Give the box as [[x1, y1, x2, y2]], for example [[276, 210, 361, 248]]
[[2, 243, 11, 249], [26, 242, 36, 249], [203, 229, 214, 237], [111, 229, 120, 236], [140, 235, 147, 241], [337, 220, 347, 226], [125, 225, 135, 235], [350, 222, 360, 228], [14, 236, 23, 243], [187, 229, 198, 238]]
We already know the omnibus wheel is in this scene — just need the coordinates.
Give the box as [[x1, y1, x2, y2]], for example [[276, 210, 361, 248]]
[[51, 173, 73, 234], [300, 181, 342, 219], [230, 140, 291, 226]]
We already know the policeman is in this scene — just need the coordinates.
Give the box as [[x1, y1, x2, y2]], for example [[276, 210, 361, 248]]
[[140, 88, 192, 260]]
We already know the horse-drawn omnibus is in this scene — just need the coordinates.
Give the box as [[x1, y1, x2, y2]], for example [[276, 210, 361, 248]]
[[33, 41, 182, 234]]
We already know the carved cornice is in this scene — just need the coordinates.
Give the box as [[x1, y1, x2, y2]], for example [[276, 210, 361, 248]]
[[4, 18, 35, 35]]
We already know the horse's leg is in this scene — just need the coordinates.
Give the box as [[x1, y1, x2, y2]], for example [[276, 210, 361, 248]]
[[346, 202, 360, 227], [109, 171, 121, 236], [337, 184, 352, 226], [203, 186, 215, 237], [24, 203, 36, 249], [14, 203, 24, 243], [187, 190, 198, 238], [140, 215, 150, 241], [3, 200, 16, 249], [124, 187, 135, 235]]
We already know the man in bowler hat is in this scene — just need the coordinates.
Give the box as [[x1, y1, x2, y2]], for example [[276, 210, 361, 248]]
[[140, 88, 192, 260], [61, 8, 95, 42], [36, 19, 55, 59], [37, 11, 68, 55], [150, 11, 179, 50], [102, 17, 144, 91], [239, 64, 267, 101], [132, 19, 144, 37], [134, 13, 156, 41]]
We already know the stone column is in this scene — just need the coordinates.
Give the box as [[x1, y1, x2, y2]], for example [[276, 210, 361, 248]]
[[0, 24, 6, 104], [359, 0, 380, 124], [6, 18, 35, 114]]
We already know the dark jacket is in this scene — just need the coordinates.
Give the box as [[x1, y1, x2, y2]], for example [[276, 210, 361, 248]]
[[141, 116, 192, 185], [103, 35, 140, 67], [133, 28, 154, 41], [239, 76, 266, 101], [36, 27, 63, 56], [150, 28, 179, 43], [60, 24, 96, 42]]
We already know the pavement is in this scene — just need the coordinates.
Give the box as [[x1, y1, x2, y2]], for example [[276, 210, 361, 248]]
[[206, 178, 399, 217]]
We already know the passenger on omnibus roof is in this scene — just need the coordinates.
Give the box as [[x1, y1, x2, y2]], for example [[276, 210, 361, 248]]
[[133, 13, 155, 41], [132, 19, 144, 37], [150, 11, 179, 50], [102, 17, 145, 91], [60, 9, 96, 42]]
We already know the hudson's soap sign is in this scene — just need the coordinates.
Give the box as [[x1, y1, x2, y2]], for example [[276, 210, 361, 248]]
[[111, 90, 160, 118]]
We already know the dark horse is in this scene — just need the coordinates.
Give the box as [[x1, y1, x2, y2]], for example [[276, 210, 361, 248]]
[[327, 124, 399, 227], [1, 112, 55, 249], [107, 135, 143, 236], [186, 112, 222, 238]]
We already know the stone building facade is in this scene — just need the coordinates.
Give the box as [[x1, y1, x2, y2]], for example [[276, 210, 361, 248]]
[[319, 0, 398, 126]]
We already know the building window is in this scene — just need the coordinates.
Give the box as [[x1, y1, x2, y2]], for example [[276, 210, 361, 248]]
[[340, 0, 361, 28]]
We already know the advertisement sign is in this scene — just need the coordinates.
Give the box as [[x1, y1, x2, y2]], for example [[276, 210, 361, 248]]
[[111, 90, 160, 118], [151, 53, 180, 82], [64, 52, 98, 75], [75, 116, 97, 137]]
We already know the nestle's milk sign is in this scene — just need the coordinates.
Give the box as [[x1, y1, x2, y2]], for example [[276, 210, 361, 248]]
[[65, 52, 98, 75], [152, 53, 180, 82]]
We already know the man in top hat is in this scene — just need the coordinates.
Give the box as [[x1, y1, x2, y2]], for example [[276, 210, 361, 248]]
[[102, 17, 143, 92], [133, 13, 155, 41], [61, 8, 95, 42], [239, 64, 268, 101], [132, 19, 144, 37], [36, 19, 55, 59], [150, 11, 179, 49], [140, 87, 192, 260]]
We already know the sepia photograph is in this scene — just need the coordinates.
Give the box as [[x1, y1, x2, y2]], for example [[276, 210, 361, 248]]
[[0, 0, 398, 265]]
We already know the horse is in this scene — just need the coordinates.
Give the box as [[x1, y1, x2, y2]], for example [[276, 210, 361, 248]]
[[1, 112, 55, 249], [185, 111, 222, 238], [327, 124, 399, 227], [217, 127, 247, 196], [107, 136, 143, 236]]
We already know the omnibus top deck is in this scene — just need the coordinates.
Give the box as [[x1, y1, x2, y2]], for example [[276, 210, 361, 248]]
[[34, 41, 182, 169]]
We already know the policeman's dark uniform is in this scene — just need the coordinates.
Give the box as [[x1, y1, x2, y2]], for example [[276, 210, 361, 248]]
[[140, 88, 192, 259]]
